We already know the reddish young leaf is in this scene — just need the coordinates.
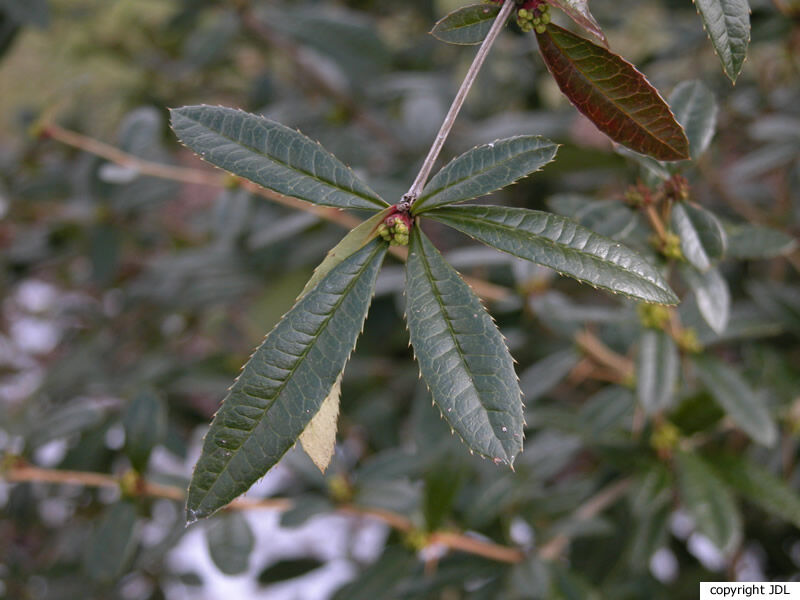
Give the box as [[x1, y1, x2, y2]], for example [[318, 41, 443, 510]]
[[545, 0, 607, 46], [536, 24, 689, 161]]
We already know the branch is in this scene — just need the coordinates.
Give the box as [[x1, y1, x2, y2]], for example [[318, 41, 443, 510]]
[[3, 462, 518, 563], [405, 0, 516, 203], [575, 330, 635, 383], [538, 478, 632, 561], [41, 123, 512, 303]]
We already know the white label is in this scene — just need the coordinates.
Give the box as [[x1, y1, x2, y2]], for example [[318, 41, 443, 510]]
[[700, 583, 800, 599]]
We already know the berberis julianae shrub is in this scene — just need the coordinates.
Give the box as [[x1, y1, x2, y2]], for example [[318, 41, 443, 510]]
[[169, 0, 775, 522]]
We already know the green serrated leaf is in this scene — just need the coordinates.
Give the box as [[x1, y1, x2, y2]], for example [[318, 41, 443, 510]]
[[636, 329, 679, 415], [680, 264, 730, 333], [671, 202, 726, 272], [535, 24, 689, 161], [725, 223, 798, 259], [669, 80, 718, 160], [83, 501, 139, 582], [414, 136, 559, 214], [206, 512, 255, 575], [123, 389, 168, 472], [547, 194, 638, 239], [170, 105, 388, 211], [545, 0, 607, 46], [186, 241, 387, 521], [427, 205, 678, 304], [709, 454, 800, 528], [693, 0, 750, 82], [692, 355, 777, 446], [430, 3, 501, 45], [405, 228, 523, 465], [675, 451, 742, 555]]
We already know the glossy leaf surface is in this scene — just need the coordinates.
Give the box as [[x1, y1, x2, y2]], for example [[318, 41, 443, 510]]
[[170, 105, 388, 211], [636, 329, 679, 414], [692, 355, 777, 446], [414, 136, 558, 213], [676, 451, 742, 554], [536, 25, 689, 161], [186, 241, 387, 521], [427, 205, 678, 304], [545, 0, 606, 45], [669, 80, 718, 160], [430, 3, 500, 45], [681, 265, 730, 333], [405, 228, 523, 465], [693, 0, 750, 82], [671, 202, 726, 272]]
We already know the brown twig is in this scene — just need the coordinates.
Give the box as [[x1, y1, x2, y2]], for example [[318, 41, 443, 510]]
[[538, 478, 631, 561], [3, 463, 520, 563], [575, 330, 635, 383], [42, 123, 512, 303]]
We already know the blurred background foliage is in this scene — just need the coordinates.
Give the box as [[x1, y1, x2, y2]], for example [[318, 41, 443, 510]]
[[0, 0, 799, 598]]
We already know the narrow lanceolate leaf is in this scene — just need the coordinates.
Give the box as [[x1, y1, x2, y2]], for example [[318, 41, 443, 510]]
[[186, 241, 387, 521], [545, 0, 607, 46], [536, 25, 689, 161], [299, 372, 342, 472], [414, 136, 559, 214], [710, 454, 800, 528], [296, 210, 391, 472], [636, 329, 679, 415], [405, 228, 523, 465], [671, 202, 727, 272], [680, 265, 730, 333], [427, 205, 678, 304], [669, 80, 718, 160], [170, 105, 388, 211], [725, 223, 798, 259], [430, 3, 500, 45], [693, 0, 750, 82], [692, 355, 777, 446], [675, 451, 742, 555]]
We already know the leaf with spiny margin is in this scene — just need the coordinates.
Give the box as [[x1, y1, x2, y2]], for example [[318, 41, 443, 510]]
[[636, 329, 679, 414], [680, 264, 730, 333], [186, 241, 387, 522], [693, 0, 750, 82], [692, 355, 777, 446], [709, 454, 800, 528], [535, 25, 689, 161], [426, 205, 678, 304], [725, 223, 798, 259], [675, 451, 742, 555], [545, 0, 607, 46], [669, 80, 718, 160], [296, 210, 391, 472], [430, 3, 500, 45], [671, 202, 727, 272], [413, 136, 559, 214], [170, 105, 388, 211], [405, 228, 523, 465]]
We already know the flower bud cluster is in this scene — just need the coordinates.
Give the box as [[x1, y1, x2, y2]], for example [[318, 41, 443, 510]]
[[517, 2, 550, 33], [378, 211, 413, 246]]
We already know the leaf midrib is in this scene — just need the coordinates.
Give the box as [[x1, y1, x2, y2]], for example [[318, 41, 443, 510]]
[[180, 111, 387, 209], [414, 236, 506, 460], [543, 27, 686, 158], [192, 243, 381, 509], [417, 139, 552, 209], [432, 209, 667, 298]]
